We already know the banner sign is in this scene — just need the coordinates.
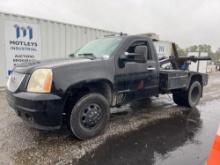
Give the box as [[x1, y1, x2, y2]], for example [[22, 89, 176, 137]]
[[5, 21, 41, 75]]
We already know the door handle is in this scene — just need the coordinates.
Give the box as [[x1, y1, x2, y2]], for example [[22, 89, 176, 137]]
[[147, 67, 156, 71]]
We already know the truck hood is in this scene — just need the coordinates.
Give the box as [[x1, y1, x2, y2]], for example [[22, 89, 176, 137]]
[[14, 58, 91, 74]]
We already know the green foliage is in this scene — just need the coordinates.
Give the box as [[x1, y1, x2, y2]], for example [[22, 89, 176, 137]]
[[185, 44, 212, 52], [214, 48, 220, 60], [176, 44, 187, 57], [177, 44, 220, 60]]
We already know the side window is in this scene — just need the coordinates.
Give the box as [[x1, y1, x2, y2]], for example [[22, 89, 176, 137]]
[[127, 41, 153, 60]]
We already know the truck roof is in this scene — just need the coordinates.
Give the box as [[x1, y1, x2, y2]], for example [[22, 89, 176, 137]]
[[103, 34, 153, 42]]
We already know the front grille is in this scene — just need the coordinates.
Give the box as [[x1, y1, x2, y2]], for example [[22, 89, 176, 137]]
[[7, 72, 26, 92]]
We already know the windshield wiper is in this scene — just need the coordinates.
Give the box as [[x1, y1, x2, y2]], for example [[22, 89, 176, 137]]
[[78, 53, 96, 60]]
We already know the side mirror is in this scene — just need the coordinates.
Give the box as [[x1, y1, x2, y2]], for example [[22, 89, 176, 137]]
[[134, 45, 148, 61], [120, 45, 147, 63], [119, 52, 136, 62]]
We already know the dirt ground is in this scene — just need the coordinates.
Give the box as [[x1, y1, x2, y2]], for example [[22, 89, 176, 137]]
[[0, 72, 220, 165]]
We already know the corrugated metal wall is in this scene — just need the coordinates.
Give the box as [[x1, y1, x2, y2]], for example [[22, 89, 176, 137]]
[[154, 41, 173, 59], [0, 12, 116, 87], [0, 13, 7, 87]]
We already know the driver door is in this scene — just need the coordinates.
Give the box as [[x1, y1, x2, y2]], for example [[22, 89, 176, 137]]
[[116, 40, 158, 101]]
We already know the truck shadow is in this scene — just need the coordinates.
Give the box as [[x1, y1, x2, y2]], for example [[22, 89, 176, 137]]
[[78, 108, 201, 165]]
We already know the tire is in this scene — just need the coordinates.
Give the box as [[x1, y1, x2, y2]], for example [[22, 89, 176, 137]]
[[173, 81, 202, 107], [69, 93, 110, 140], [173, 92, 186, 106], [187, 81, 202, 107]]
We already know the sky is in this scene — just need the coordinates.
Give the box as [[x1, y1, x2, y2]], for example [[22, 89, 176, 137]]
[[0, 0, 220, 51]]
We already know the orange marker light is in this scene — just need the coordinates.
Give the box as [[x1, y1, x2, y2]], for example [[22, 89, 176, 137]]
[[43, 72, 52, 93]]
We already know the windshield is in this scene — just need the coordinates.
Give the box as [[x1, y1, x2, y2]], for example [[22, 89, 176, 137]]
[[75, 37, 121, 59]]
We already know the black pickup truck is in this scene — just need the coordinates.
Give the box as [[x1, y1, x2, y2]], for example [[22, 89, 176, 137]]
[[7, 35, 209, 139]]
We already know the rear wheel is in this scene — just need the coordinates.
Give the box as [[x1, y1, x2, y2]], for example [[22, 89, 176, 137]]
[[173, 92, 186, 106], [69, 93, 110, 140], [173, 81, 202, 107]]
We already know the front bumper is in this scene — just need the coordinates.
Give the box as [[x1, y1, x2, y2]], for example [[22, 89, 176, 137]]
[[7, 91, 64, 130]]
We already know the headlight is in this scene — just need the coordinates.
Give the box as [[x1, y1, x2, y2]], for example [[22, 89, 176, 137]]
[[27, 69, 53, 93]]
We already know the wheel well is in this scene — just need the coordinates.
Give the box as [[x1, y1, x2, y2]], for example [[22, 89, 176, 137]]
[[172, 74, 203, 94], [190, 74, 203, 86], [63, 80, 113, 115]]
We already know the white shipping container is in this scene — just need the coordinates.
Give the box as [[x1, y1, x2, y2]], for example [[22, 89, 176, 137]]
[[0, 12, 116, 87], [154, 41, 173, 59]]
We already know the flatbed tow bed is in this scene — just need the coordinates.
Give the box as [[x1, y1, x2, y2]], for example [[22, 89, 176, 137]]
[[159, 70, 208, 92]]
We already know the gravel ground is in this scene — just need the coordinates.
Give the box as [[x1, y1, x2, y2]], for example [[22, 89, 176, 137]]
[[0, 72, 219, 165]]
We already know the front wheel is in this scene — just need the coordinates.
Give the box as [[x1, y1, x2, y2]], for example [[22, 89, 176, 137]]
[[69, 93, 110, 140], [173, 81, 202, 107]]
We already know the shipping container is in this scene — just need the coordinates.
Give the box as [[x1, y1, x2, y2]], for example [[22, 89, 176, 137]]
[[153, 40, 173, 59], [0, 12, 116, 87]]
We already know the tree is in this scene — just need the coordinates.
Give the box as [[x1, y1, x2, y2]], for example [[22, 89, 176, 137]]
[[176, 44, 187, 57], [186, 45, 198, 52], [214, 48, 220, 60], [175, 44, 218, 60], [185, 44, 215, 59]]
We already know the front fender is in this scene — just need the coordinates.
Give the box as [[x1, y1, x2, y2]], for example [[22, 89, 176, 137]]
[[51, 59, 115, 97]]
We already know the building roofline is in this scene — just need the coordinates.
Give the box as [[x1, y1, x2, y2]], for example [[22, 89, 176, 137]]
[[0, 10, 118, 34]]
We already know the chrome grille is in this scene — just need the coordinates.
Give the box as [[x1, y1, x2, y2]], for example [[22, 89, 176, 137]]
[[7, 72, 26, 92]]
